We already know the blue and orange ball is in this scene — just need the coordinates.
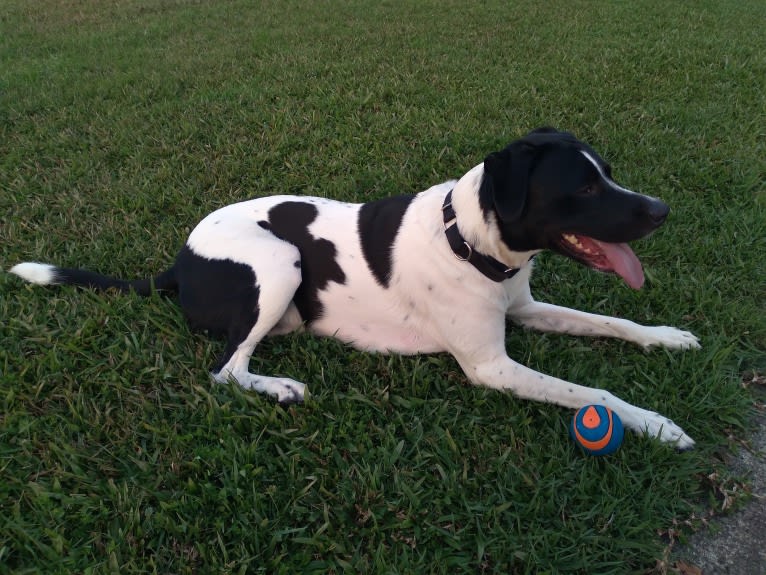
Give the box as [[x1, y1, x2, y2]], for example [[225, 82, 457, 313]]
[[570, 404, 624, 456]]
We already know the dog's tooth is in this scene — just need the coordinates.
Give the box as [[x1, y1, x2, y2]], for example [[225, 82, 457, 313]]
[[568, 236, 584, 249]]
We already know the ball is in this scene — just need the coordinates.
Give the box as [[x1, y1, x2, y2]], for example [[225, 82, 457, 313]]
[[570, 404, 624, 456]]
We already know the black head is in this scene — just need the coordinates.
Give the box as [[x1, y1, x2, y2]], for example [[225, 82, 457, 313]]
[[479, 127, 669, 289]]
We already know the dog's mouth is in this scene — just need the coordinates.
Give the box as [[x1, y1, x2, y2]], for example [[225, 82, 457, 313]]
[[557, 233, 645, 289]]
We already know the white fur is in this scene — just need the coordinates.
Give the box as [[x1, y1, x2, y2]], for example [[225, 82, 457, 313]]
[[9, 262, 57, 285]]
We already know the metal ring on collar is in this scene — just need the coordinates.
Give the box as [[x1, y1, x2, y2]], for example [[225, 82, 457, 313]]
[[453, 241, 472, 262]]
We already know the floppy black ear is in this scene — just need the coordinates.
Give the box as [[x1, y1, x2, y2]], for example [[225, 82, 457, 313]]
[[481, 141, 537, 223]]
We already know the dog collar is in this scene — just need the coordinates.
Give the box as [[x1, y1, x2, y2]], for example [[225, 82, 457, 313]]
[[442, 190, 528, 282]]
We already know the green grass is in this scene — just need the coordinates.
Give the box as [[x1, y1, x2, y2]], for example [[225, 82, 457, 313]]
[[1, 1, 765, 573]]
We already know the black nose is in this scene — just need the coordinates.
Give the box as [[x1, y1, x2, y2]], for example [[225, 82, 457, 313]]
[[647, 200, 669, 225]]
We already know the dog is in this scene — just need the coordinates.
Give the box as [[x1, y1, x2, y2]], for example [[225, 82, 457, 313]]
[[10, 127, 700, 448]]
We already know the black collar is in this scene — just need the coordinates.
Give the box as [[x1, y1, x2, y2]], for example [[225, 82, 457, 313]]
[[442, 190, 528, 283]]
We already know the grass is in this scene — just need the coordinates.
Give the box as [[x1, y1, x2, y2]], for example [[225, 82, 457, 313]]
[[1, 0, 764, 573]]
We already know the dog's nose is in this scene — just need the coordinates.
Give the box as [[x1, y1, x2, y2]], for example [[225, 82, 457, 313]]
[[647, 200, 669, 225]]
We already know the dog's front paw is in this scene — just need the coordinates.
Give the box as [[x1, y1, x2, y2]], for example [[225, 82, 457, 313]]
[[645, 415, 695, 450], [638, 326, 701, 350], [628, 409, 695, 450]]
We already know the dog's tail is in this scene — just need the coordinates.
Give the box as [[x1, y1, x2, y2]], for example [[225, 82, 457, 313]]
[[8, 262, 178, 297]]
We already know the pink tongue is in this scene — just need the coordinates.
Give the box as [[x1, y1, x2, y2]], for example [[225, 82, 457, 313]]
[[592, 240, 645, 289]]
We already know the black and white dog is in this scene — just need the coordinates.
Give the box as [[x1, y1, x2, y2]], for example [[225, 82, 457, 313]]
[[11, 128, 699, 448]]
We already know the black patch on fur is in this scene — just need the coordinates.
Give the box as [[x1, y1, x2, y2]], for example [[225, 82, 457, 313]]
[[173, 245, 260, 371], [357, 194, 415, 287], [264, 202, 346, 323]]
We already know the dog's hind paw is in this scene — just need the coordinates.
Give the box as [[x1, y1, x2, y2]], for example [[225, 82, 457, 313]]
[[273, 379, 306, 405], [213, 371, 307, 404], [250, 377, 306, 404], [638, 326, 701, 350]]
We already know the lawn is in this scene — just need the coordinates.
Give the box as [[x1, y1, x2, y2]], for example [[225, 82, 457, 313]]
[[1, 1, 764, 573]]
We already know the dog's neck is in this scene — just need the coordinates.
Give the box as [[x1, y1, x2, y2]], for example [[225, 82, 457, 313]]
[[449, 164, 540, 272]]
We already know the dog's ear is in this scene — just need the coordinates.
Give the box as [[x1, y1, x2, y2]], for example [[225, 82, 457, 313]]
[[481, 141, 537, 223]]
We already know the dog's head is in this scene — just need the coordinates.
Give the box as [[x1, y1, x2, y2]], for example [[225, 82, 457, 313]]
[[479, 127, 668, 289]]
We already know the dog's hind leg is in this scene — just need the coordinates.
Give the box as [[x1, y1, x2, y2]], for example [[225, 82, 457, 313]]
[[211, 288, 306, 404], [175, 241, 306, 404], [213, 323, 307, 405]]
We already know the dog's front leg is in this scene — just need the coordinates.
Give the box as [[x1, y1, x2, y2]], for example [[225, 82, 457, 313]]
[[454, 347, 695, 449], [508, 300, 701, 350]]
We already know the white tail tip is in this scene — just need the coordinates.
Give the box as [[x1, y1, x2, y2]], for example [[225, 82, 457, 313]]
[[9, 262, 58, 285]]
